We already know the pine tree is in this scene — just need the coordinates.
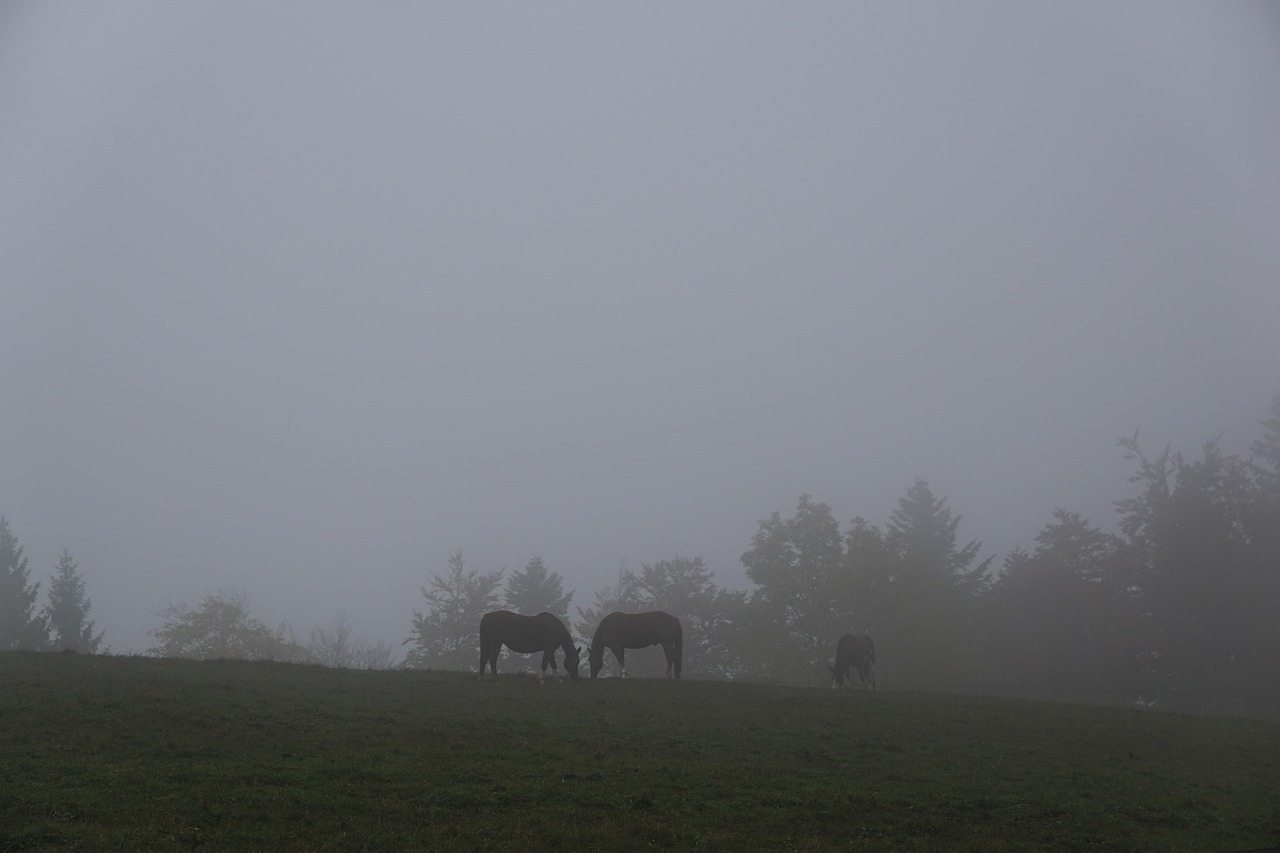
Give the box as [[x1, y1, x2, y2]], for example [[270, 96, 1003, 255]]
[[881, 480, 991, 685], [403, 551, 504, 671], [886, 479, 990, 596], [0, 517, 50, 650], [503, 555, 573, 621], [43, 548, 106, 653]]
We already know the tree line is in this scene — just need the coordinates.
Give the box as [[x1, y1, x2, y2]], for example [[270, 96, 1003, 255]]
[[4, 394, 1278, 713], [405, 394, 1280, 713]]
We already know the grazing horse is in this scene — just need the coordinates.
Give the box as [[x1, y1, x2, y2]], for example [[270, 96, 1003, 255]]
[[829, 633, 876, 689], [478, 610, 581, 682], [588, 611, 682, 679]]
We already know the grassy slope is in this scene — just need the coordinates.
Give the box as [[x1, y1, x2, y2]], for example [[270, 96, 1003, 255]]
[[1, 652, 1277, 852]]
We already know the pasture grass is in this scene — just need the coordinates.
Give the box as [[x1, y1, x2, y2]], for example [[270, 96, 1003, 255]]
[[1, 652, 1277, 851]]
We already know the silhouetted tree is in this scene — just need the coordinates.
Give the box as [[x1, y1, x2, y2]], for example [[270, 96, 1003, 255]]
[[148, 588, 306, 661], [42, 548, 105, 653], [403, 551, 504, 670], [739, 496, 852, 682], [839, 516, 897, 636], [881, 480, 991, 685], [1114, 427, 1275, 712], [1245, 395, 1280, 710], [503, 555, 572, 621], [987, 511, 1118, 694], [0, 517, 49, 651], [887, 479, 991, 598]]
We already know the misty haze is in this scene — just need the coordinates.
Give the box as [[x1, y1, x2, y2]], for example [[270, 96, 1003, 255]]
[[2, 4, 1278, 714]]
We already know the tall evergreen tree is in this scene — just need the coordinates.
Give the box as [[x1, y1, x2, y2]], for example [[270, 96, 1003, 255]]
[[404, 551, 504, 671], [43, 548, 106, 653], [0, 517, 49, 651], [503, 555, 573, 621], [886, 479, 990, 597], [881, 480, 991, 685]]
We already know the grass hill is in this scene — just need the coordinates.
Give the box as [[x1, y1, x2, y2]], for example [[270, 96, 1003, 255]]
[[2, 652, 1277, 851]]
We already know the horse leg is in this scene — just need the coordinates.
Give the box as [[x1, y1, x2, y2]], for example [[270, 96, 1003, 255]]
[[539, 651, 559, 683], [614, 646, 627, 678], [663, 643, 674, 679]]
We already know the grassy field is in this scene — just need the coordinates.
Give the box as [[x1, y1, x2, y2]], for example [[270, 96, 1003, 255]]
[[2, 652, 1277, 851]]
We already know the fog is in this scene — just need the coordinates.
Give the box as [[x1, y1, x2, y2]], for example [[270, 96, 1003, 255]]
[[3, 3, 1277, 655]]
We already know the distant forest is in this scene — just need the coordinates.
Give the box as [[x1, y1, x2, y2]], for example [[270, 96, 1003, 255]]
[[4, 394, 1278, 716]]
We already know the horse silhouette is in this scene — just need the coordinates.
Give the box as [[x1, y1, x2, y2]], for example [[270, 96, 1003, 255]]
[[829, 633, 876, 689], [478, 610, 580, 682], [588, 610, 682, 679]]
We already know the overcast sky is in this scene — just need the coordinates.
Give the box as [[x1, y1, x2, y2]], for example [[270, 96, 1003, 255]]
[[3, 3, 1278, 655]]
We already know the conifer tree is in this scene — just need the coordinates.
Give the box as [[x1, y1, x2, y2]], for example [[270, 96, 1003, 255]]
[[0, 517, 50, 650], [503, 555, 572, 621], [404, 551, 504, 670], [43, 548, 106, 653]]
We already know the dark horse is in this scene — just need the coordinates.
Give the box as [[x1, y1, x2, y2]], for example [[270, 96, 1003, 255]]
[[588, 611, 682, 679], [478, 611, 581, 682], [829, 633, 876, 689]]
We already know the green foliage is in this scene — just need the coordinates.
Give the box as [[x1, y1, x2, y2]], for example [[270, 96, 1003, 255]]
[[3, 652, 1278, 852], [503, 555, 573, 622], [0, 517, 49, 651], [403, 550, 504, 671], [147, 588, 307, 662], [42, 548, 106, 653]]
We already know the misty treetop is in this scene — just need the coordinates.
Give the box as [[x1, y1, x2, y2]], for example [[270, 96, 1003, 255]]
[[0, 518, 101, 653], [503, 555, 573, 622]]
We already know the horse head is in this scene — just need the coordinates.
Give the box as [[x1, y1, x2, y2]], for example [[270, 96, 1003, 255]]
[[565, 645, 582, 681]]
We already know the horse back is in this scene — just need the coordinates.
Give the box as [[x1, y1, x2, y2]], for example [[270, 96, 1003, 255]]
[[481, 610, 567, 654], [836, 632, 873, 668], [597, 610, 680, 648]]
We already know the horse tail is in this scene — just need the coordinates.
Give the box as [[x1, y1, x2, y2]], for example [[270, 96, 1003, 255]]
[[673, 617, 683, 678], [478, 616, 491, 677]]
